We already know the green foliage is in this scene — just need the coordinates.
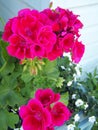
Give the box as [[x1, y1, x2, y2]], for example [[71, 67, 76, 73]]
[[1, 35, 97, 130], [0, 40, 29, 129], [0, 38, 77, 129], [60, 92, 69, 105], [56, 56, 77, 93], [0, 109, 19, 130], [64, 68, 98, 129], [81, 68, 98, 97]]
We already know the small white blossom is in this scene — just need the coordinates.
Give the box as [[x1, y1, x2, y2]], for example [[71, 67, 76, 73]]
[[75, 65, 81, 77], [72, 94, 76, 99], [84, 103, 89, 110], [74, 114, 80, 122], [67, 81, 73, 86], [89, 116, 96, 123], [73, 73, 76, 77], [67, 124, 75, 130], [75, 99, 84, 107], [92, 96, 95, 99], [68, 68, 71, 71], [14, 127, 23, 130], [61, 66, 65, 70], [73, 74, 77, 81]]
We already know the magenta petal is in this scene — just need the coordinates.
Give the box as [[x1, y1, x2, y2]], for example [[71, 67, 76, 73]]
[[2, 19, 13, 42], [23, 116, 43, 130], [15, 48, 25, 59], [35, 88, 43, 99], [7, 45, 18, 57], [43, 108, 52, 126], [62, 33, 74, 52], [35, 88, 61, 107], [27, 98, 43, 111], [72, 40, 85, 63], [18, 8, 31, 17], [31, 44, 45, 58], [19, 105, 32, 119], [51, 102, 71, 126], [19, 98, 51, 130], [54, 93, 60, 102]]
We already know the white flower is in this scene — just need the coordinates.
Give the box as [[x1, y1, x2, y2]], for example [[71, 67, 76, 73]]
[[89, 116, 96, 123], [72, 94, 76, 99], [92, 96, 95, 99], [75, 65, 81, 77], [84, 103, 89, 109], [74, 114, 80, 122], [61, 66, 65, 70], [67, 124, 75, 130], [75, 99, 84, 107], [67, 81, 73, 86], [14, 127, 23, 130], [73, 74, 77, 81]]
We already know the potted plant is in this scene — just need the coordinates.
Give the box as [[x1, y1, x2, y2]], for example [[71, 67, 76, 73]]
[[1, 4, 97, 130]]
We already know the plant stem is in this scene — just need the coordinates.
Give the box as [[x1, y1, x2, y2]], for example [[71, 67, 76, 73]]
[[0, 17, 5, 26]]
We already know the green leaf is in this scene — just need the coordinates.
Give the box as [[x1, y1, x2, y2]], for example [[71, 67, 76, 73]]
[[56, 77, 65, 88], [57, 56, 70, 67], [43, 60, 59, 80], [7, 112, 19, 129], [0, 109, 8, 130], [1, 73, 18, 89], [0, 39, 9, 61], [21, 71, 33, 83], [21, 82, 34, 98], [0, 109, 19, 130], [0, 62, 15, 76], [60, 92, 69, 105]]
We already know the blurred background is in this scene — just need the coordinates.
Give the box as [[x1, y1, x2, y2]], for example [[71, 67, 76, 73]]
[[0, 0, 98, 75]]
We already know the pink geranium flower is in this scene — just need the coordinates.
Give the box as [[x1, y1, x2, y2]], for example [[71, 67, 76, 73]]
[[50, 102, 71, 126], [7, 34, 33, 59], [61, 33, 74, 52], [19, 99, 51, 130], [35, 88, 60, 107], [41, 8, 59, 22], [18, 14, 42, 41], [47, 39, 63, 61], [73, 19, 83, 36], [31, 44, 45, 58], [18, 8, 32, 17], [38, 26, 57, 53], [72, 40, 85, 63], [46, 126, 54, 130], [2, 7, 85, 62], [2, 18, 14, 42], [19, 89, 72, 130]]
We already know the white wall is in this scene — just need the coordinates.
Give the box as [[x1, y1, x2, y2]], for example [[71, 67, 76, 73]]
[[0, 0, 50, 31], [51, 0, 98, 73]]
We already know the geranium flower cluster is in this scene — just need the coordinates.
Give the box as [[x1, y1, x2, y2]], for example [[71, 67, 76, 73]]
[[19, 88, 71, 130], [2, 7, 85, 63]]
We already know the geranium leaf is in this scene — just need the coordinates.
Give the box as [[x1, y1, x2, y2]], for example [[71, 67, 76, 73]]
[[0, 109, 19, 130], [0, 109, 8, 130], [60, 92, 69, 105], [7, 112, 19, 129], [0, 62, 15, 76], [0, 39, 9, 61], [21, 71, 33, 83]]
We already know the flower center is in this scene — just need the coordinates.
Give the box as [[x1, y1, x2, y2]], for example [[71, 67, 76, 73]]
[[25, 28, 32, 36], [34, 111, 42, 120], [34, 45, 41, 52]]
